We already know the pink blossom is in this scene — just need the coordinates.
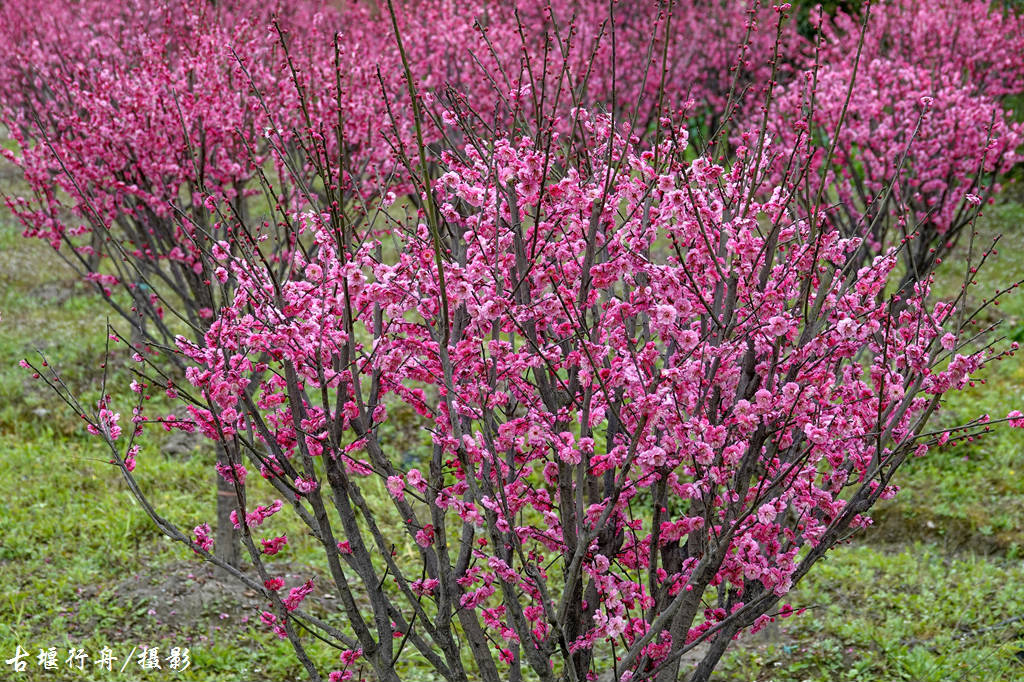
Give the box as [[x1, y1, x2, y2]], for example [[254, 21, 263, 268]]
[[386, 475, 405, 501], [233, 500, 284, 529], [124, 445, 139, 473], [192, 524, 213, 552], [282, 579, 314, 611], [339, 649, 362, 666], [411, 578, 440, 596], [415, 525, 435, 548], [766, 315, 789, 336], [406, 468, 428, 492], [260, 535, 289, 555], [294, 477, 318, 494]]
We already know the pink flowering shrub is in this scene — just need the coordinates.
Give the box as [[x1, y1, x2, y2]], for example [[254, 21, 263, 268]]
[[766, 56, 1022, 278], [2, 0, 275, 338], [0, 0, 386, 567], [0, 0, 400, 339], [763, 0, 1024, 283]]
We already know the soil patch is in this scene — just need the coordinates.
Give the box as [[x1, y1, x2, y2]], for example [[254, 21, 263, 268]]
[[82, 559, 338, 639]]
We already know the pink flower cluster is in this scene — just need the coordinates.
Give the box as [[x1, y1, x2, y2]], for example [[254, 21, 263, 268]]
[[192, 524, 213, 553], [229, 500, 283, 530]]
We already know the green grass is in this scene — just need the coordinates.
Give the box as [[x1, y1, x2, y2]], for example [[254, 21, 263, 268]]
[[0, 434, 211, 681], [720, 543, 1024, 681]]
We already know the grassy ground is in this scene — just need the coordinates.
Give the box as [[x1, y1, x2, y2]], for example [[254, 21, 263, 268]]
[[720, 543, 1024, 681], [1, 192, 1023, 681]]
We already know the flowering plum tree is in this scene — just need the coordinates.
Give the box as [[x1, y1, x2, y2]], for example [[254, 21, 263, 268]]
[[764, 1, 1023, 285], [820, 0, 1024, 99], [0, 0, 361, 567], [765, 56, 1022, 282]]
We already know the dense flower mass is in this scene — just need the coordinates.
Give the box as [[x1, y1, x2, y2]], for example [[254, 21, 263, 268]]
[[5, 1, 1023, 681], [167, 111, 1003, 679], [819, 0, 1024, 99]]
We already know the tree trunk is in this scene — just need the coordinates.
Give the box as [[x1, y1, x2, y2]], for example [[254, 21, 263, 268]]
[[214, 444, 241, 573]]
